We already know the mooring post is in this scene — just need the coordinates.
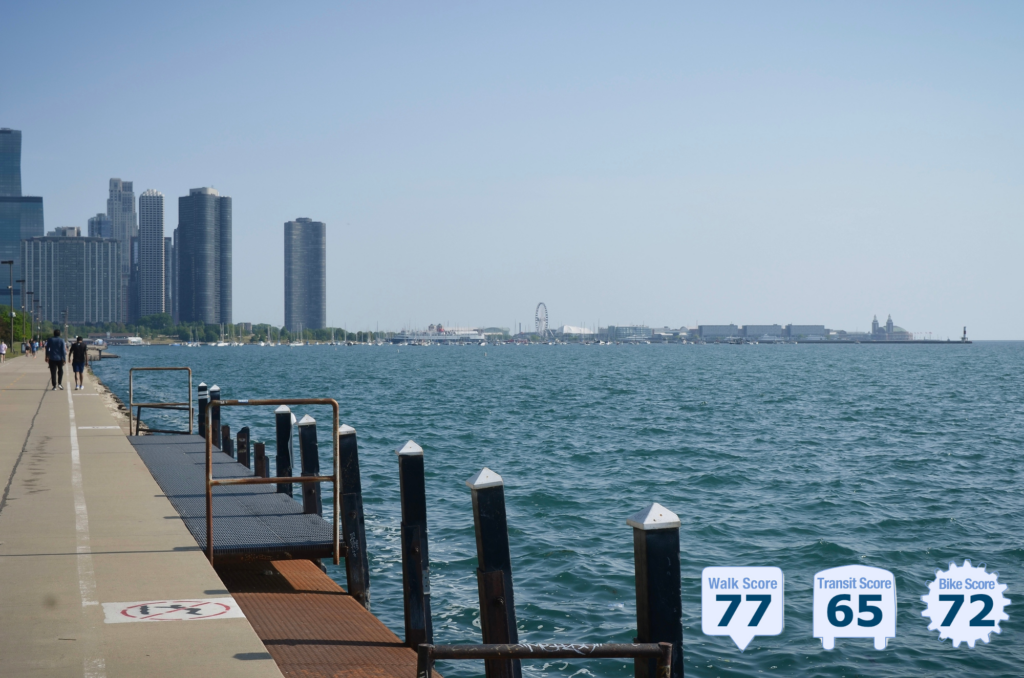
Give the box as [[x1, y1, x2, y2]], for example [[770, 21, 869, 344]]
[[209, 385, 221, 448], [398, 440, 433, 648], [339, 425, 370, 609], [416, 644, 434, 678], [197, 382, 208, 440], [275, 405, 294, 495], [297, 415, 322, 515], [467, 467, 521, 678], [628, 502, 683, 678], [237, 426, 251, 468], [253, 441, 268, 477], [221, 424, 233, 458]]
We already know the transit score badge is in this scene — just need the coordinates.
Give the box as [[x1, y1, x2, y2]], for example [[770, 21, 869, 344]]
[[813, 565, 896, 650], [921, 559, 1010, 648], [702, 567, 784, 650]]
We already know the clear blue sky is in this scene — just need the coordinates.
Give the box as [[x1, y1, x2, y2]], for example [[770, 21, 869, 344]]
[[2, 1, 1021, 337]]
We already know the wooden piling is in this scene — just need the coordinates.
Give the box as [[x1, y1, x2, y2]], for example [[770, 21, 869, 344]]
[[467, 467, 521, 678], [275, 405, 294, 495], [297, 415, 322, 515], [197, 382, 208, 440], [398, 440, 433, 648], [209, 385, 221, 449], [254, 441, 268, 478], [339, 425, 370, 610], [628, 503, 683, 678], [237, 426, 251, 468]]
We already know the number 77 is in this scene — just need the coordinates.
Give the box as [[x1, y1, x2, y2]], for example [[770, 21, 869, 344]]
[[717, 594, 773, 627]]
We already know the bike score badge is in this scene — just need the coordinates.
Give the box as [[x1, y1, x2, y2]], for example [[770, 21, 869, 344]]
[[921, 559, 1010, 648]]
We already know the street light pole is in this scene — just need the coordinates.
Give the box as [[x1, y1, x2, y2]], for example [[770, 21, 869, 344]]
[[16, 279, 24, 350], [1, 261, 14, 352], [26, 292, 33, 346]]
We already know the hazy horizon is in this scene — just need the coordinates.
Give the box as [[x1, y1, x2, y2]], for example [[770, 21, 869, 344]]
[[2, 2, 1021, 338]]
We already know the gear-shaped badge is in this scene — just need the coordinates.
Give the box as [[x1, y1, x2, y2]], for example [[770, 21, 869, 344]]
[[921, 559, 1010, 648]]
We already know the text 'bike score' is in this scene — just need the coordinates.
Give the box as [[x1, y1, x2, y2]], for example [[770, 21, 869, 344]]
[[702, 567, 784, 650]]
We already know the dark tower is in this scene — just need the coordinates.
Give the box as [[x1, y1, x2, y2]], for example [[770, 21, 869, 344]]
[[283, 218, 326, 332], [177, 187, 232, 325]]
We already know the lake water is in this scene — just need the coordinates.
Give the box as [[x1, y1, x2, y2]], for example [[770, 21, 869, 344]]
[[92, 342, 1023, 677]]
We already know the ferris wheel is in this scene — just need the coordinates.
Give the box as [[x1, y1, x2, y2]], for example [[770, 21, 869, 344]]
[[535, 302, 548, 336]]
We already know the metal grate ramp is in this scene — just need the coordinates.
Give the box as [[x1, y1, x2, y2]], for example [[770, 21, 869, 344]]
[[130, 435, 339, 563]]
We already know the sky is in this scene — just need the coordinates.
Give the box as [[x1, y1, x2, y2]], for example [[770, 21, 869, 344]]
[[2, 1, 1021, 337]]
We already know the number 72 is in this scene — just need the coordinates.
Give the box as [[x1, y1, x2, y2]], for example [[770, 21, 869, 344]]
[[717, 594, 773, 627], [938, 594, 995, 627]]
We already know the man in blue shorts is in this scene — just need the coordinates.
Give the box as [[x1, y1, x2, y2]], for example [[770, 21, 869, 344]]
[[69, 336, 88, 390]]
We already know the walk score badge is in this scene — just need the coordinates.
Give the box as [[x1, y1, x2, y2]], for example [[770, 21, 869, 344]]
[[102, 598, 245, 623], [921, 560, 1010, 648], [813, 565, 896, 650], [701, 567, 784, 650]]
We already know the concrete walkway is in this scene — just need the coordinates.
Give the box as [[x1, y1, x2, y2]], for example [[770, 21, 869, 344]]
[[0, 355, 283, 678]]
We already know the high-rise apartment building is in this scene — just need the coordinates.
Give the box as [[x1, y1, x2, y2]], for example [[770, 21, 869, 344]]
[[138, 189, 165, 317], [0, 128, 44, 306], [164, 236, 173, 315], [283, 218, 326, 332], [107, 179, 136, 272], [88, 213, 112, 238], [176, 187, 232, 325], [22, 235, 121, 323], [48, 226, 81, 237]]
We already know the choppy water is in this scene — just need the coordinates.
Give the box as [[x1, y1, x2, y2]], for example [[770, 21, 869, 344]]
[[93, 342, 1023, 677]]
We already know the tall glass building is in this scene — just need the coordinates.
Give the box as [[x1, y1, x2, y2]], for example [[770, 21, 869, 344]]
[[176, 187, 231, 325], [88, 213, 112, 238], [284, 218, 326, 332], [138, 189, 165, 317], [0, 128, 44, 306], [107, 178, 136, 275]]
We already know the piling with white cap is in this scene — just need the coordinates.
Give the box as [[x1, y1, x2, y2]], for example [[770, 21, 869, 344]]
[[237, 426, 251, 468], [197, 383, 209, 439], [274, 405, 294, 495], [397, 440, 432, 648], [339, 424, 370, 609], [221, 424, 233, 458], [467, 467, 521, 678], [209, 385, 221, 448], [628, 502, 683, 678], [297, 415, 321, 515]]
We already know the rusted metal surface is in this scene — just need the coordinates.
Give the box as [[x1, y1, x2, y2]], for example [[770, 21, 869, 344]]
[[207, 398, 341, 567], [129, 366, 193, 434], [417, 642, 671, 678], [219, 560, 426, 678]]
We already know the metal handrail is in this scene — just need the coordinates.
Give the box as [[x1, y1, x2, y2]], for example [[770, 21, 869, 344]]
[[417, 642, 672, 678], [129, 367, 193, 435], [205, 398, 340, 566]]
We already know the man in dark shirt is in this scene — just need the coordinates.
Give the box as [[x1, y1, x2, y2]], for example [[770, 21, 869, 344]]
[[69, 336, 88, 390], [44, 329, 67, 391]]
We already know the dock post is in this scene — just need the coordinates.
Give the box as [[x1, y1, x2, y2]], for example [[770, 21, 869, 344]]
[[254, 441, 268, 477], [467, 467, 521, 678], [275, 406, 294, 495], [339, 425, 370, 609], [237, 426, 251, 468], [221, 424, 233, 458], [398, 440, 433, 648], [298, 415, 322, 515], [628, 503, 683, 678], [197, 383, 208, 440], [209, 385, 221, 449]]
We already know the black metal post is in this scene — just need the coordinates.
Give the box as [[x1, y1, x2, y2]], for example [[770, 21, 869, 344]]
[[237, 426, 250, 468], [275, 405, 294, 495], [197, 382, 209, 440], [468, 467, 521, 678], [254, 441, 268, 477], [398, 440, 433, 648], [221, 424, 233, 458], [417, 644, 433, 678], [209, 385, 221, 449], [629, 503, 683, 678], [297, 415, 322, 515], [339, 425, 370, 609]]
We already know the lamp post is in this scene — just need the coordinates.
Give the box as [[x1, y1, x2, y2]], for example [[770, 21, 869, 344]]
[[1, 260, 13, 352], [15, 279, 24, 350], [26, 292, 33, 345]]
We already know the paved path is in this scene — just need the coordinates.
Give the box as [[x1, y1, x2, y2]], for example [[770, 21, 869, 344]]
[[0, 355, 283, 677]]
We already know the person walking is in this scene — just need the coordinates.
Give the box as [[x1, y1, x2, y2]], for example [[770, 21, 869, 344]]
[[31, 339, 38, 357], [69, 336, 88, 390], [0, 340, 7, 364], [44, 329, 67, 390]]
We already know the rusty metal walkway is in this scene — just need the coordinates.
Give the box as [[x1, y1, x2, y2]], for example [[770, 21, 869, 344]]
[[129, 435, 338, 563], [218, 560, 423, 678]]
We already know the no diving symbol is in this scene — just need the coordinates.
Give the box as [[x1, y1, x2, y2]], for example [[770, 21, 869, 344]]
[[103, 597, 245, 624]]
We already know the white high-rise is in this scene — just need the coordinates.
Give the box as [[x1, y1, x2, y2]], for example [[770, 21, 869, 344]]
[[138, 189, 165, 316]]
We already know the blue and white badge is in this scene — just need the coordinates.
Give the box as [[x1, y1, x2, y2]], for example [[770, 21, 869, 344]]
[[701, 567, 784, 651], [813, 565, 896, 650], [921, 559, 1010, 648]]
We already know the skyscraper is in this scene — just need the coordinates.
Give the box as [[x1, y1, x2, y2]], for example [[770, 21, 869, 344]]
[[107, 179, 136, 273], [88, 213, 112, 238], [284, 218, 327, 332], [0, 128, 44, 305], [176, 187, 232, 325], [22, 235, 121, 323], [138, 189, 165, 317], [164, 236, 173, 315]]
